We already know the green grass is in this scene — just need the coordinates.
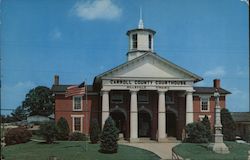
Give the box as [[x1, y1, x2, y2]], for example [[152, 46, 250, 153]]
[[2, 141, 160, 160], [173, 141, 250, 160]]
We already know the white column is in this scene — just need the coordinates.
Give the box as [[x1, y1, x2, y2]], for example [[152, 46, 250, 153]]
[[102, 90, 110, 128], [130, 90, 139, 142], [158, 90, 167, 142], [186, 91, 194, 125]]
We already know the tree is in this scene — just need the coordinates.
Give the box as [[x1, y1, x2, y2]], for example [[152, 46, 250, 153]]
[[90, 119, 100, 144], [22, 86, 54, 116], [39, 121, 57, 144], [56, 117, 70, 140], [11, 106, 27, 121], [100, 116, 119, 153], [221, 108, 236, 141], [201, 115, 212, 142], [185, 122, 209, 143]]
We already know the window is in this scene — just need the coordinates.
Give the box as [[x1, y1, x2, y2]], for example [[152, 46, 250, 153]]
[[132, 34, 137, 49], [148, 34, 152, 49], [71, 115, 84, 133], [74, 117, 81, 132], [111, 94, 123, 103], [200, 97, 210, 112], [73, 96, 82, 111], [166, 93, 174, 104], [138, 91, 149, 103]]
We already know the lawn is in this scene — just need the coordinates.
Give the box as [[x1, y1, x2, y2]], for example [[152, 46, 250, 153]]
[[173, 141, 250, 160], [2, 141, 160, 160]]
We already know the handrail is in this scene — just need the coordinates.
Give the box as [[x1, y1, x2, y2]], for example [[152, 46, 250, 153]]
[[172, 148, 180, 160]]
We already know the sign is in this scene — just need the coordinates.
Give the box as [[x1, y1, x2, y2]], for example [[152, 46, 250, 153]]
[[108, 80, 188, 89]]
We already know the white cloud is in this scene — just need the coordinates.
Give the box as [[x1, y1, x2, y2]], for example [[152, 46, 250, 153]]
[[50, 28, 62, 40], [71, 0, 122, 20], [204, 66, 226, 78]]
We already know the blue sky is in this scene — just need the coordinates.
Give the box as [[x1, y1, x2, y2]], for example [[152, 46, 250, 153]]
[[1, 0, 249, 114]]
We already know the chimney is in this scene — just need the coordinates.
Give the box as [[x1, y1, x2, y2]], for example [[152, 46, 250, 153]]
[[54, 75, 59, 85], [213, 79, 220, 89]]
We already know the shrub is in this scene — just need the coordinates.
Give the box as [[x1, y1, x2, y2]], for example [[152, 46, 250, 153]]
[[56, 117, 70, 140], [68, 132, 88, 141], [5, 127, 32, 145], [100, 116, 119, 153], [221, 108, 236, 141], [39, 121, 57, 144], [201, 115, 212, 142], [185, 122, 209, 143], [90, 119, 100, 144]]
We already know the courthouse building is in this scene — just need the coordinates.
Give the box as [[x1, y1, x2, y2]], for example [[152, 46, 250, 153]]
[[52, 20, 230, 142]]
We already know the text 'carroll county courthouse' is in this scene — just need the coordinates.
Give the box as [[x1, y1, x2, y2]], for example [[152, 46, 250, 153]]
[[52, 19, 230, 142]]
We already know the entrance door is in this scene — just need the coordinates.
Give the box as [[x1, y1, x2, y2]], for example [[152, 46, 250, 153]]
[[138, 111, 151, 137], [110, 111, 125, 134], [166, 111, 177, 137]]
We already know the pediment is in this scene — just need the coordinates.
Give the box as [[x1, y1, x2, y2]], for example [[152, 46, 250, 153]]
[[95, 53, 202, 82]]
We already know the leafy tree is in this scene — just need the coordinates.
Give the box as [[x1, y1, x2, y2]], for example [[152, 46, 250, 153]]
[[22, 86, 54, 116], [201, 115, 212, 142], [185, 122, 209, 143], [100, 116, 119, 153], [90, 119, 100, 144], [221, 108, 236, 141], [56, 117, 70, 140], [39, 121, 57, 144], [11, 106, 27, 121]]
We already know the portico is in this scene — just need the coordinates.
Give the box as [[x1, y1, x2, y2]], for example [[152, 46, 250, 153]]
[[94, 19, 202, 142]]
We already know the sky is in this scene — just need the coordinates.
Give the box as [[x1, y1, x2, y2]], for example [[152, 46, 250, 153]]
[[1, 0, 249, 114]]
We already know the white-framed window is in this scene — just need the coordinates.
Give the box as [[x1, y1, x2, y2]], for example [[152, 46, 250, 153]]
[[200, 96, 210, 112], [73, 96, 82, 111], [138, 91, 149, 103], [132, 34, 137, 49], [71, 115, 84, 133], [111, 94, 123, 103], [148, 34, 152, 49]]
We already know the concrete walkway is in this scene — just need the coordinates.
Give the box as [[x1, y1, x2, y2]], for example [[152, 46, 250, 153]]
[[119, 141, 180, 160]]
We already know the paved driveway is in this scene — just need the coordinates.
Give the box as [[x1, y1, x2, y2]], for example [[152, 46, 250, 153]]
[[120, 141, 180, 160]]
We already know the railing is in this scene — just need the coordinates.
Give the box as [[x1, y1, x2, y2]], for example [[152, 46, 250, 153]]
[[172, 148, 180, 160]]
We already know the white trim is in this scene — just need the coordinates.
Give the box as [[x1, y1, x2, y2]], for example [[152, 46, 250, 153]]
[[72, 96, 82, 111], [71, 115, 84, 133], [200, 96, 210, 112]]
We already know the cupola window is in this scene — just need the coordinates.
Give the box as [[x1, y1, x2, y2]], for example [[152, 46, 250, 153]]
[[132, 34, 137, 49], [149, 34, 152, 49]]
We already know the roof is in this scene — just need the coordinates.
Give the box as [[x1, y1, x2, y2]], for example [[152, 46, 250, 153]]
[[231, 112, 250, 122], [51, 85, 94, 93], [194, 87, 231, 94], [126, 28, 156, 35], [94, 52, 203, 83]]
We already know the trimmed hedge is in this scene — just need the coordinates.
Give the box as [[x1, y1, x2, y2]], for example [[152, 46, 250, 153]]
[[5, 127, 32, 145], [68, 132, 88, 141]]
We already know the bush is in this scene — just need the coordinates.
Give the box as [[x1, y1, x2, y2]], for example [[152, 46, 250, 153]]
[[90, 119, 100, 144], [5, 127, 32, 145], [68, 132, 88, 141], [185, 122, 209, 143], [100, 116, 119, 153], [221, 108, 236, 141], [39, 121, 57, 144], [56, 117, 70, 140], [201, 115, 212, 142]]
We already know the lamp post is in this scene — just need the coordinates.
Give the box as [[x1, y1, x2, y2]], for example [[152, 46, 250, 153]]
[[209, 89, 229, 154]]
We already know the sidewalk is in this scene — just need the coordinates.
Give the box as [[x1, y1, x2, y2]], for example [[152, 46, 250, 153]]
[[120, 141, 180, 160]]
